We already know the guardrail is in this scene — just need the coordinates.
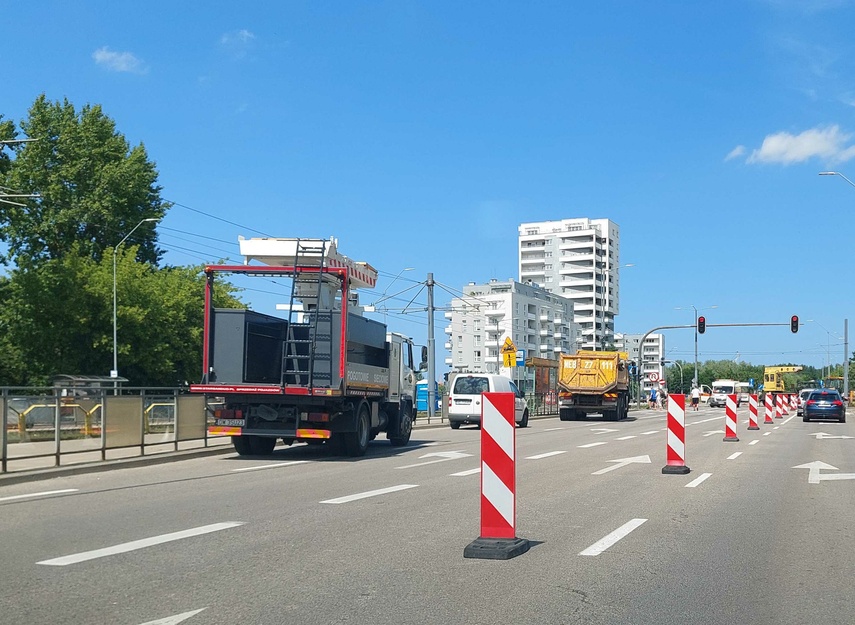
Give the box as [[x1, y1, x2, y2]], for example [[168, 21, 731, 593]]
[[1, 386, 229, 474]]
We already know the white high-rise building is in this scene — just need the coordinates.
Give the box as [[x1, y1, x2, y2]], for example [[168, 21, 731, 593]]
[[443, 279, 579, 375], [519, 218, 621, 351]]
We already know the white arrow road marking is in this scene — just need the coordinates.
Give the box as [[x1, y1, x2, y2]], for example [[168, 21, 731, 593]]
[[685, 473, 712, 488], [397, 451, 472, 469], [0, 489, 78, 503], [231, 461, 309, 472], [793, 461, 855, 484], [139, 608, 206, 625], [579, 518, 648, 556], [37, 523, 244, 566], [592, 455, 651, 475], [703, 430, 724, 437], [578, 442, 607, 448], [526, 451, 567, 460], [809, 432, 855, 440], [321, 484, 418, 504], [450, 468, 481, 477], [590, 428, 619, 433], [727, 452, 742, 460]]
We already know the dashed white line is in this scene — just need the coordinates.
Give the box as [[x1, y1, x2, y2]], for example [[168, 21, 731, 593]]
[[450, 468, 481, 477], [231, 461, 309, 472], [37, 522, 244, 566], [320, 484, 418, 504], [0, 489, 78, 502], [615, 436, 637, 441], [543, 427, 565, 431], [685, 473, 712, 488], [641, 431, 659, 436], [727, 452, 742, 460], [749, 440, 759, 446], [526, 451, 567, 460], [773, 426, 780, 430], [578, 442, 607, 448], [579, 518, 648, 556], [763, 432, 771, 436]]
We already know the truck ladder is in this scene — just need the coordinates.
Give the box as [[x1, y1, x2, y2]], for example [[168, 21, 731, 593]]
[[281, 239, 334, 388]]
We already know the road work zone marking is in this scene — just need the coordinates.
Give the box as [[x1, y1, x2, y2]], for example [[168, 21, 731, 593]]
[[0, 489, 78, 502], [450, 468, 481, 477], [320, 484, 418, 504], [231, 461, 309, 472], [37, 522, 244, 566], [685, 473, 712, 488], [525, 451, 567, 460], [579, 518, 648, 556], [578, 442, 607, 448], [727, 452, 742, 460]]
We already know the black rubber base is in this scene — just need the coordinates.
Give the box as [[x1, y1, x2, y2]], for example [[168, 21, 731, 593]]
[[464, 537, 530, 560], [723, 436, 740, 442], [748, 426, 760, 430], [662, 464, 691, 475]]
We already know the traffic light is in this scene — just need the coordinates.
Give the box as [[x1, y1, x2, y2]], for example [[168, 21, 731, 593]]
[[697, 316, 706, 334], [791, 315, 799, 333]]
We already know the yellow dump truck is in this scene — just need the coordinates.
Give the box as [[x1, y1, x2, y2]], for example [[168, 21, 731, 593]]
[[558, 351, 630, 421]]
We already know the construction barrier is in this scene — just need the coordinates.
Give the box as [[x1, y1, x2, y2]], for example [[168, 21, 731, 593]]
[[748, 394, 760, 431], [464, 392, 529, 560], [781, 394, 790, 416], [764, 393, 774, 424], [662, 393, 690, 475], [790, 394, 797, 410], [775, 393, 784, 419], [724, 394, 740, 442]]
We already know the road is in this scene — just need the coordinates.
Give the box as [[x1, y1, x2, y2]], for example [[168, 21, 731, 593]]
[[1, 404, 853, 625]]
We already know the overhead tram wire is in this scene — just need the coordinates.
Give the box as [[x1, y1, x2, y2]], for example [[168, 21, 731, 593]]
[[166, 199, 274, 238]]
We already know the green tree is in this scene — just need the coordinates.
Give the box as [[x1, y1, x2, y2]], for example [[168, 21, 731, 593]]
[[0, 95, 167, 267]]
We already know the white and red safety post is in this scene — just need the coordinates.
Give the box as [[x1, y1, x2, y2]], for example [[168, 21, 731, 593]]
[[781, 394, 790, 416], [724, 394, 740, 442], [790, 394, 797, 410], [764, 393, 774, 424], [464, 392, 529, 560], [662, 393, 690, 474], [775, 393, 784, 419], [748, 394, 760, 430]]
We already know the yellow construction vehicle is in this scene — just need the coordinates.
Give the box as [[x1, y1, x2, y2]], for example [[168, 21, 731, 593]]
[[763, 366, 803, 393]]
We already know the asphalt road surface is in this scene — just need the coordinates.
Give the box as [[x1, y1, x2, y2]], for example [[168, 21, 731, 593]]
[[1, 404, 853, 625]]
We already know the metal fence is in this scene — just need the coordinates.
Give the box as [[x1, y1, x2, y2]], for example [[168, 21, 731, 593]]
[[1, 386, 229, 473]]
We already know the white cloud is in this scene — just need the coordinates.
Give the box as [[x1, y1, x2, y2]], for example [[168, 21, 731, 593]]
[[745, 125, 855, 165], [92, 47, 147, 73], [221, 29, 255, 45], [725, 146, 746, 161]]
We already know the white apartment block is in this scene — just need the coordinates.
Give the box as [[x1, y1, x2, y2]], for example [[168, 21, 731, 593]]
[[444, 279, 580, 374], [518, 218, 621, 351], [614, 333, 666, 393]]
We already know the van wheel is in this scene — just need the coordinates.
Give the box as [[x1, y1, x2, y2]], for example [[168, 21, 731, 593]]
[[518, 410, 529, 428], [449, 421, 461, 430]]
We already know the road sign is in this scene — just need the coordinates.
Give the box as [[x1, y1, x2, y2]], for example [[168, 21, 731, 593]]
[[648, 372, 659, 382], [503, 352, 517, 368], [500, 337, 517, 354]]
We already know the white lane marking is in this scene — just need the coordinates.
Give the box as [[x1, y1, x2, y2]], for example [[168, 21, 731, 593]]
[[139, 608, 206, 625], [450, 468, 481, 477], [749, 440, 759, 446], [37, 523, 243, 566], [526, 451, 567, 460], [641, 431, 659, 436], [615, 435, 637, 441], [685, 473, 712, 488], [544, 427, 565, 431], [773, 426, 780, 430], [420, 442, 441, 446], [397, 451, 472, 469], [231, 461, 309, 472], [592, 455, 651, 475], [727, 452, 742, 460], [579, 518, 648, 556], [320, 484, 418, 504], [0, 489, 78, 502], [578, 442, 607, 448], [783, 416, 796, 425], [763, 432, 771, 436], [591, 428, 618, 433]]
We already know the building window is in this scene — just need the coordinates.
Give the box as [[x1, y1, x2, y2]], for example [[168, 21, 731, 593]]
[[474, 335, 481, 346], [474, 350, 482, 363], [457, 351, 463, 363]]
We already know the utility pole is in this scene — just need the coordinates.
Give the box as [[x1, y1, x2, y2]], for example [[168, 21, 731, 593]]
[[845, 319, 850, 401], [426, 272, 436, 422]]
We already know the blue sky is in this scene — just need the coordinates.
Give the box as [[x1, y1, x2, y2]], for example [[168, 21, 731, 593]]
[[3, 0, 855, 373]]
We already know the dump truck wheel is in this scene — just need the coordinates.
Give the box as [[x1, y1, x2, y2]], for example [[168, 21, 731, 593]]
[[559, 409, 572, 422], [343, 404, 370, 457], [389, 406, 413, 446], [232, 436, 252, 456], [249, 436, 276, 455]]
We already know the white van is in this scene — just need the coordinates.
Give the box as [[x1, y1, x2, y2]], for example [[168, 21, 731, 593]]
[[448, 373, 529, 429], [709, 379, 742, 408]]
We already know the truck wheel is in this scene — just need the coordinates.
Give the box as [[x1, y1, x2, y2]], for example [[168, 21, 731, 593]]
[[249, 436, 276, 455], [449, 421, 461, 429], [232, 436, 252, 456], [559, 409, 572, 422], [518, 410, 529, 428], [574, 410, 586, 421], [389, 406, 413, 446], [343, 404, 370, 457]]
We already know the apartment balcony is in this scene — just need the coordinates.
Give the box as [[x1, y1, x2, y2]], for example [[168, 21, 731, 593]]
[[485, 310, 505, 318], [444, 311, 453, 319], [485, 339, 499, 348], [444, 325, 453, 334], [520, 254, 546, 263], [553, 331, 563, 339], [539, 312, 550, 321], [485, 356, 499, 363], [539, 344, 550, 351], [552, 346, 562, 352], [444, 342, 452, 350], [444, 357, 453, 365], [539, 328, 549, 336]]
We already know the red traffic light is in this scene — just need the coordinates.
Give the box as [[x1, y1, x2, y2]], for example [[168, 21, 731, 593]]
[[697, 316, 706, 334], [791, 315, 799, 333]]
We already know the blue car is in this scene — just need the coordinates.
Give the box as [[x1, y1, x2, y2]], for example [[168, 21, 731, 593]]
[[803, 389, 846, 423]]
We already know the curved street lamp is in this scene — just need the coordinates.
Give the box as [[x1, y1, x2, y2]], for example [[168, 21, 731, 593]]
[[674, 304, 718, 386]]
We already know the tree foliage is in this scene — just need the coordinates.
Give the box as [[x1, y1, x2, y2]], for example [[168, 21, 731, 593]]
[[0, 95, 167, 267]]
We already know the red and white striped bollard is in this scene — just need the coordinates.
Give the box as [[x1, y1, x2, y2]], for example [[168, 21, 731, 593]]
[[748, 394, 760, 430], [724, 394, 740, 441], [662, 393, 690, 474], [764, 393, 774, 424], [775, 393, 784, 419]]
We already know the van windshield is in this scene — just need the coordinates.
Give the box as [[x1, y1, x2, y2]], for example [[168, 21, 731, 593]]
[[453, 377, 490, 394], [714, 386, 734, 394]]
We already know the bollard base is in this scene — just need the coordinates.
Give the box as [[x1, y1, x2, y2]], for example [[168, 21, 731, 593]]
[[662, 464, 691, 475], [464, 537, 530, 560], [723, 436, 740, 442], [748, 426, 760, 430]]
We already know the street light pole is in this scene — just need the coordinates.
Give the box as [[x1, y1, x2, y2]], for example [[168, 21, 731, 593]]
[[113, 218, 157, 382], [675, 304, 717, 388]]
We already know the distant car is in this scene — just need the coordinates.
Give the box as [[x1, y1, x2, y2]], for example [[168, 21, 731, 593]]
[[803, 389, 846, 423], [447, 373, 529, 429], [797, 389, 816, 416]]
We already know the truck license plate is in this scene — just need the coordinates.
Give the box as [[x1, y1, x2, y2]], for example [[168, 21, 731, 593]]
[[215, 419, 245, 427]]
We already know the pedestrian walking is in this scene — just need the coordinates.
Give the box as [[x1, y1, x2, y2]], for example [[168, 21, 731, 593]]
[[691, 384, 701, 411], [649, 387, 657, 409]]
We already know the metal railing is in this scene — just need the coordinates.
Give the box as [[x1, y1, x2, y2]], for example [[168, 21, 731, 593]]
[[1, 386, 229, 474]]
